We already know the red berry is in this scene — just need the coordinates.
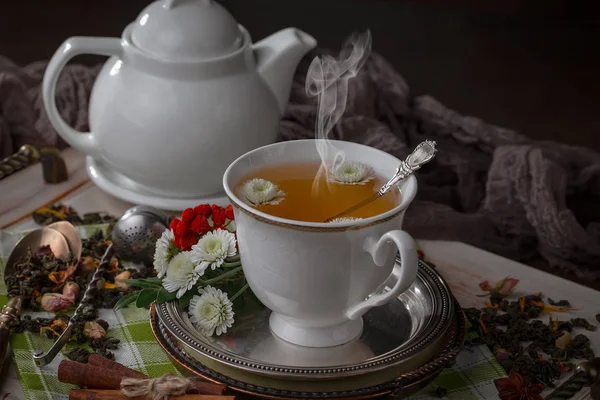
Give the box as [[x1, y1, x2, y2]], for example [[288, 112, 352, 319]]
[[178, 234, 197, 251], [169, 218, 180, 232], [225, 204, 234, 221], [193, 204, 212, 217], [191, 215, 211, 235], [181, 208, 196, 224], [175, 220, 190, 237], [212, 204, 226, 227]]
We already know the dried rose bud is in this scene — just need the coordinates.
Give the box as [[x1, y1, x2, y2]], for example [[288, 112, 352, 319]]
[[80, 256, 97, 274], [83, 321, 106, 339], [108, 257, 119, 272], [114, 271, 131, 290], [62, 281, 80, 303], [40, 293, 74, 312], [494, 348, 510, 360]]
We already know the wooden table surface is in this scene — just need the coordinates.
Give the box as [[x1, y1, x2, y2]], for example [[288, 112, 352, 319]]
[[0, 148, 597, 400]]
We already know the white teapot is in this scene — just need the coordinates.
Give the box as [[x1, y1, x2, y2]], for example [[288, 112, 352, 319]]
[[42, 0, 316, 200]]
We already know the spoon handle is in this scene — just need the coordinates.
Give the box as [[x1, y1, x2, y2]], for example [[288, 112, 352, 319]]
[[544, 358, 600, 399], [0, 297, 23, 365], [0, 145, 39, 180], [324, 140, 437, 222], [33, 244, 114, 366], [324, 192, 381, 222]]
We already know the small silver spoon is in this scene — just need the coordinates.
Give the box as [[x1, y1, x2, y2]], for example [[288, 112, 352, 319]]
[[0, 228, 70, 365], [324, 140, 437, 222], [32, 205, 170, 366], [47, 221, 82, 262]]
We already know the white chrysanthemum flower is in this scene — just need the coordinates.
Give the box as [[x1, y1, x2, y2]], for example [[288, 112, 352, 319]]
[[188, 286, 235, 336], [329, 217, 364, 223], [162, 252, 201, 299], [154, 229, 175, 278], [329, 161, 374, 185], [190, 230, 237, 274], [240, 178, 285, 206]]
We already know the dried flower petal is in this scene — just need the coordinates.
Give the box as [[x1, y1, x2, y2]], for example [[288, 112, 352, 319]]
[[555, 331, 571, 350], [497, 278, 519, 296], [80, 256, 97, 274], [39, 293, 74, 312], [495, 348, 510, 360], [62, 281, 80, 303], [83, 321, 106, 339], [115, 271, 131, 290], [494, 370, 543, 400]]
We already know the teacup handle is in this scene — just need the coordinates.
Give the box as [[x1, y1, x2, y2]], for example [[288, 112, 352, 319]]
[[346, 230, 418, 320]]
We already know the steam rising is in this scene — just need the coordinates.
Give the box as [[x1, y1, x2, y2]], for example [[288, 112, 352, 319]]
[[305, 30, 372, 196]]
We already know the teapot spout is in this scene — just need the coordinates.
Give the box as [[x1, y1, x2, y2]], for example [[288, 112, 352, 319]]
[[253, 28, 317, 115]]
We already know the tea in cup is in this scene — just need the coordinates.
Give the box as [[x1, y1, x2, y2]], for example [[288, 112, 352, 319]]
[[223, 139, 419, 347]]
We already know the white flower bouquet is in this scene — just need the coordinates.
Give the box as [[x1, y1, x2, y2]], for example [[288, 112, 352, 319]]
[[114, 203, 259, 337]]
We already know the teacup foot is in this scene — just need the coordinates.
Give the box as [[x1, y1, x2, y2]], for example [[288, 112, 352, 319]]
[[269, 312, 363, 348]]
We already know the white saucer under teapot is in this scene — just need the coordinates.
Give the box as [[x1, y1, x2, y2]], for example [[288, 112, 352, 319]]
[[42, 0, 316, 202]]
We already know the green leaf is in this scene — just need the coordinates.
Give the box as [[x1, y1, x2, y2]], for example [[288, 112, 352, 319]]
[[222, 261, 241, 268], [178, 289, 197, 309], [113, 291, 141, 311], [141, 277, 164, 284], [200, 266, 243, 285], [121, 279, 163, 289], [135, 288, 159, 308], [156, 288, 177, 304]]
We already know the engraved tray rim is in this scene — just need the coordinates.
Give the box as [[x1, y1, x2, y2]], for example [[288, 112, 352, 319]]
[[154, 259, 455, 379], [150, 298, 466, 400]]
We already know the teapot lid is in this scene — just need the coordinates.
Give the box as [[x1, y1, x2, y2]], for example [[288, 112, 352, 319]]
[[130, 0, 243, 60]]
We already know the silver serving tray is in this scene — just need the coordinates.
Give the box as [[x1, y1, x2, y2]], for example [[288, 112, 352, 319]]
[[150, 298, 465, 399], [155, 259, 454, 381]]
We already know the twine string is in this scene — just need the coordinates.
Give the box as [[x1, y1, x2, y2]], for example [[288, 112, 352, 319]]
[[121, 373, 192, 400]]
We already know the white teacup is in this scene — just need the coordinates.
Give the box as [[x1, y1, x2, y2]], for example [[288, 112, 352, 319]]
[[223, 139, 419, 348]]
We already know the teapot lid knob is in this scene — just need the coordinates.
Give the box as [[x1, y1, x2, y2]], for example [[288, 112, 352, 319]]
[[130, 0, 243, 60]]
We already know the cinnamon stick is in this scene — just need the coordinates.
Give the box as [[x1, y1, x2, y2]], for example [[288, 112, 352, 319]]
[[69, 389, 235, 400], [187, 381, 227, 396], [59, 360, 227, 395], [59, 361, 124, 389], [87, 355, 147, 379]]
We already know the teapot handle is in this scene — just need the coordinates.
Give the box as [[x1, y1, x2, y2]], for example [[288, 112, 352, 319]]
[[42, 37, 122, 158]]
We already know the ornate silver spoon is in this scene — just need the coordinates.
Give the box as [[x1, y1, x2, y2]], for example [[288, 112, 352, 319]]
[[324, 140, 437, 223]]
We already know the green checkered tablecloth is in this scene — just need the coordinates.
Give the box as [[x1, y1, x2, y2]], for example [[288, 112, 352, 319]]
[[0, 225, 506, 400]]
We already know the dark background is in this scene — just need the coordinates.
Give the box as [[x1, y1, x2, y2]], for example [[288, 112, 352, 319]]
[[1, 0, 599, 151]]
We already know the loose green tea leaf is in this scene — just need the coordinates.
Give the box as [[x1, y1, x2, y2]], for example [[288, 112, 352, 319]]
[[570, 318, 597, 331], [65, 347, 93, 363], [464, 286, 596, 390], [32, 204, 117, 226], [548, 298, 570, 307], [10, 220, 159, 360]]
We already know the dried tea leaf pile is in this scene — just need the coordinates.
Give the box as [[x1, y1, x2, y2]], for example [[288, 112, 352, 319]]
[[464, 277, 597, 392], [9, 205, 150, 360], [32, 204, 117, 226]]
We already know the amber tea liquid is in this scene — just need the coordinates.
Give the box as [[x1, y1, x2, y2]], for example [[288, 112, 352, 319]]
[[236, 161, 400, 222]]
